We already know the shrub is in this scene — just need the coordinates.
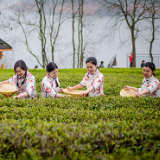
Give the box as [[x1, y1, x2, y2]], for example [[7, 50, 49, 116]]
[[0, 68, 160, 159]]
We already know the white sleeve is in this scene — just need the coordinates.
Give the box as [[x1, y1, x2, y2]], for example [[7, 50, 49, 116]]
[[8, 75, 17, 85], [24, 76, 36, 97], [43, 81, 57, 98], [137, 88, 142, 92], [80, 74, 88, 86], [147, 80, 159, 93]]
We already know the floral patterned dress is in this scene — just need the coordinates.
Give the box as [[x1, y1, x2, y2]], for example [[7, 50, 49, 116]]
[[41, 73, 60, 98], [138, 75, 160, 97], [8, 71, 37, 99], [80, 69, 104, 97]]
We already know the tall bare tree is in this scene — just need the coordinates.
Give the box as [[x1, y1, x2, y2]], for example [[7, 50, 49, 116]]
[[71, 0, 76, 68], [79, 0, 84, 68], [49, 0, 65, 63], [145, 0, 160, 62], [71, 0, 84, 68], [8, 0, 65, 68], [35, 0, 48, 68], [148, 1, 155, 62], [99, 0, 150, 67]]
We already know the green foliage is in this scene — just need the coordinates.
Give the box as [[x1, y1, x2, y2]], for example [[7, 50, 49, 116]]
[[0, 68, 160, 160]]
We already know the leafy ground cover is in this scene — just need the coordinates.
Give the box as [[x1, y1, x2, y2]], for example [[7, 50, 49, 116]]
[[0, 68, 160, 160]]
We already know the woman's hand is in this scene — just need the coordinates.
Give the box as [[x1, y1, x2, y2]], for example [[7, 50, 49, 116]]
[[59, 88, 63, 93], [13, 92, 29, 99], [80, 91, 89, 97], [135, 89, 149, 97], [135, 92, 143, 97], [66, 87, 74, 90], [13, 95, 20, 99], [124, 86, 131, 90]]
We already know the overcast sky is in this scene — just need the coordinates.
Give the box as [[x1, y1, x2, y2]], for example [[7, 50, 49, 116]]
[[1, 0, 160, 69]]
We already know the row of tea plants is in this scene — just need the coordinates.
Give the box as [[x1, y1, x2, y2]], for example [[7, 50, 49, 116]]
[[0, 68, 160, 160]]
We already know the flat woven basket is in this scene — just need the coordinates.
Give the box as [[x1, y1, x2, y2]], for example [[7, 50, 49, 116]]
[[63, 89, 88, 97], [0, 84, 18, 98], [120, 89, 136, 97]]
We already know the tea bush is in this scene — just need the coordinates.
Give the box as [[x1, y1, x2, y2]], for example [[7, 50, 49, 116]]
[[0, 68, 160, 160]]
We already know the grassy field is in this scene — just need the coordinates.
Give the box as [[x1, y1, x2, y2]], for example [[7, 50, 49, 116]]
[[0, 68, 160, 160]]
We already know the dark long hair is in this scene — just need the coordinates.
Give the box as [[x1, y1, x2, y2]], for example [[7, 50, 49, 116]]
[[46, 62, 58, 72], [144, 62, 156, 76], [14, 60, 28, 88], [86, 57, 97, 66], [46, 62, 59, 87]]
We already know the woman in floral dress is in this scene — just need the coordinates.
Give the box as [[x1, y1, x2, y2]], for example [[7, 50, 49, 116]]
[[124, 62, 160, 97], [41, 62, 68, 98], [67, 57, 104, 97], [0, 60, 37, 99]]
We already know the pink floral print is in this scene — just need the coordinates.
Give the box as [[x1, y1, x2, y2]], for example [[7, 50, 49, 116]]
[[8, 71, 37, 99], [41, 75, 60, 98], [46, 87, 52, 94], [81, 69, 104, 97], [138, 75, 160, 97]]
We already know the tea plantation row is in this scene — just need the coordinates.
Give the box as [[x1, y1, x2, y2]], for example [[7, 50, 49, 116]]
[[0, 68, 160, 160]]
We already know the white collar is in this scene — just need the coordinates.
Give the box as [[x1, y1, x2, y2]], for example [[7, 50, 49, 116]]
[[88, 68, 99, 76], [17, 70, 28, 79], [144, 75, 154, 81], [46, 73, 57, 80]]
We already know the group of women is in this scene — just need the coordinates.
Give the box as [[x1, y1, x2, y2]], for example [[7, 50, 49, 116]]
[[0, 57, 160, 99]]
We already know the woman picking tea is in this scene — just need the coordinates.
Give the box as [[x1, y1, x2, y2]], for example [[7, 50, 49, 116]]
[[41, 62, 69, 98], [124, 62, 160, 97], [67, 57, 104, 97], [0, 60, 37, 99]]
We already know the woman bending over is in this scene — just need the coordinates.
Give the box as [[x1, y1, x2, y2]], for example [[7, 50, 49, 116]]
[[41, 62, 69, 98], [0, 60, 37, 99], [67, 57, 104, 97], [124, 62, 160, 97]]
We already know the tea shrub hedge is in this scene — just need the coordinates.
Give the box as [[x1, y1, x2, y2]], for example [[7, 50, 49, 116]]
[[0, 68, 160, 160]]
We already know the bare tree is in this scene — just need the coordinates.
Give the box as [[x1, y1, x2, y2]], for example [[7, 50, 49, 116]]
[[77, 1, 80, 68], [15, 12, 45, 68], [35, 0, 48, 68], [79, 0, 84, 68], [98, 0, 150, 67], [148, 1, 155, 62], [71, 0, 76, 68], [71, 0, 85, 68], [8, 0, 66, 68], [49, 0, 65, 62], [145, 0, 160, 62]]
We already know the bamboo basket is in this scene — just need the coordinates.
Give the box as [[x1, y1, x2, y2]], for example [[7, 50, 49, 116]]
[[0, 84, 18, 98], [63, 89, 88, 97], [120, 89, 136, 97]]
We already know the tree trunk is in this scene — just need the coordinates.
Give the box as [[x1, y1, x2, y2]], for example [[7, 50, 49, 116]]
[[77, 3, 81, 68], [80, 0, 83, 68], [50, 0, 64, 63], [131, 27, 136, 67], [149, 8, 155, 62], [149, 31, 154, 63], [71, 0, 75, 68], [40, 0, 45, 68]]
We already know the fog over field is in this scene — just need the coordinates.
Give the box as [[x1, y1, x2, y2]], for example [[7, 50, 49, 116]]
[[0, 0, 160, 69]]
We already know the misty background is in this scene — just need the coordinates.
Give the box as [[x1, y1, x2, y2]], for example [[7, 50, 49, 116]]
[[0, 0, 160, 69]]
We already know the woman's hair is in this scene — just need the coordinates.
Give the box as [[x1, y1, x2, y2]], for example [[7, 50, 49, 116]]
[[14, 60, 28, 88], [14, 60, 28, 72], [46, 62, 58, 72], [144, 62, 156, 76], [86, 57, 97, 66]]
